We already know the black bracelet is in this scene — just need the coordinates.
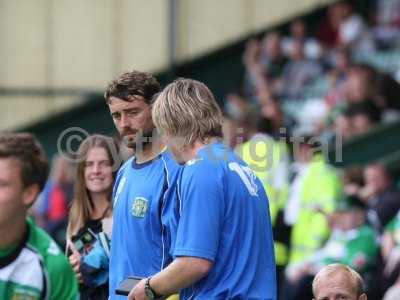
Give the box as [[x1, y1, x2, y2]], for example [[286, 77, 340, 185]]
[[145, 277, 162, 299]]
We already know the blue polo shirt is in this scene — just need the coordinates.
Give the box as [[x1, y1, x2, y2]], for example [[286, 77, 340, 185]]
[[109, 150, 180, 299], [174, 142, 277, 300]]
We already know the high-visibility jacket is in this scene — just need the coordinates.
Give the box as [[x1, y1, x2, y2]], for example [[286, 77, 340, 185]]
[[287, 155, 342, 267], [236, 134, 290, 266]]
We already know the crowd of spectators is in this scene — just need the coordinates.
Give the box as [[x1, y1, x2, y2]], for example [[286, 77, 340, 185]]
[[29, 0, 400, 299], [223, 0, 400, 299]]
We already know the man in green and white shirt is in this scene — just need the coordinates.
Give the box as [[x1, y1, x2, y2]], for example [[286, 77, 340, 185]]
[[283, 195, 378, 300], [299, 195, 378, 275], [0, 133, 78, 300]]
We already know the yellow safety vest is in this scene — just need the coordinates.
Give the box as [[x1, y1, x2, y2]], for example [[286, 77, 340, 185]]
[[236, 135, 290, 266], [288, 155, 342, 266]]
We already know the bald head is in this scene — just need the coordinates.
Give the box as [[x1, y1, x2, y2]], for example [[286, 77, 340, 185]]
[[312, 264, 367, 300]]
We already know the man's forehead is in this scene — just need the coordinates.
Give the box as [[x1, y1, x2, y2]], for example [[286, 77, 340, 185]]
[[0, 157, 21, 178], [108, 96, 148, 111], [315, 272, 356, 298]]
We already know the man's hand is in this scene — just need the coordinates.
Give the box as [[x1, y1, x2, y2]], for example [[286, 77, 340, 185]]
[[127, 278, 147, 300]]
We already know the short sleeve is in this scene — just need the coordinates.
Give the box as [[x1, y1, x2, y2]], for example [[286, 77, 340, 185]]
[[46, 242, 79, 300], [173, 162, 224, 262]]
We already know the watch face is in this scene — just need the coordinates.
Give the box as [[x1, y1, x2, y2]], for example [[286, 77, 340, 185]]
[[145, 286, 155, 299]]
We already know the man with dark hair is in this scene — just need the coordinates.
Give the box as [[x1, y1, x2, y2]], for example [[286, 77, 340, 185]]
[[104, 70, 181, 299], [362, 164, 400, 231], [0, 132, 78, 299]]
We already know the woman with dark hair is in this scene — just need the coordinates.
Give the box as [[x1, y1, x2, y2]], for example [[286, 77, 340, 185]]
[[66, 134, 120, 300]]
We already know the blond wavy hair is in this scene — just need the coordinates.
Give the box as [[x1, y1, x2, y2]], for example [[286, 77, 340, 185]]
[[152, 78, 223, 146]]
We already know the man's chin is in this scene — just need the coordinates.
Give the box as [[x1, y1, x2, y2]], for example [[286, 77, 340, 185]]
[[122, 135, 136, 147], [124, 140, 154, 152], [124, 141, 136, 149]]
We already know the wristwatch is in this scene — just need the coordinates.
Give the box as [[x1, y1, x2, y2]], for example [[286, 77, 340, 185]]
[[144, 277, 162, 300]]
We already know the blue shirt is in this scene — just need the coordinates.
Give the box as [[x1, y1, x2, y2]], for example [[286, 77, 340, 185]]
[[174, 142, 277, 300], [109, 151, 180, 299]]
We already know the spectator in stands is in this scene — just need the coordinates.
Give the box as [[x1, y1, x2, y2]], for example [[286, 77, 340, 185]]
[[280, 40, 322, 98], [335, 1, 375, 53], [325, 49, 352, 108], [320, 106, 354, 151], [344, 65, 400, 123], [348, 103, 381, 136], [381, 209, 400, 296], [282, 135, 342, 299], [360, 164, 400, 231], [35, 155, 74, 247], [224, 92, 250, 121], [328, 65, 382, 138], [373, 0, 400, 49], [282, 19, 322, 60], [343, 163, 400, 235], [66, 135, 121, 300], [312, 264, 368, 300], [235, 110, 291, 289], [242, 39, 264, 103], [260, 32, 289, 81], [0, 133, 78, 299], [376, 72, 400, 115], [317, 196, 378, 274], [221, 114, 242, 149], [334, 111, 354, 141], [260, 96, 297, 140], [283, 195, 378, 300], [343, 166, 365, 200], [317, 3, 341, 49], [243, 33, 288, 102], [344, 65, 377, 105]]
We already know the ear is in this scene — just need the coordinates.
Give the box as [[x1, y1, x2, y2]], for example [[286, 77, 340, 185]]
[[22, 184, 40, 207], [359, 294, 367, 300]]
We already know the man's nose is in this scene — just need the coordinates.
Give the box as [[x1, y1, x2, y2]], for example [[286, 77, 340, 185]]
[[120, 114, 130, 128]]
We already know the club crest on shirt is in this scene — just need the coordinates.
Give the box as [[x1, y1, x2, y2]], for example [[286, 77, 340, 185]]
[[131, 197, 149, 218]]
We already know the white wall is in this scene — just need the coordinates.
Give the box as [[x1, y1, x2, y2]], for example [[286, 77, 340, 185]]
[[0, 0, 335, 129]]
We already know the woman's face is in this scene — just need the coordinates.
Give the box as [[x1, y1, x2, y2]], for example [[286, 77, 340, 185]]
[[84, 147, 113, 195]]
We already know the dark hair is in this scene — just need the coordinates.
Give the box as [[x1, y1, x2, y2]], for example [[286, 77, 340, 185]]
[[0, 133, 49, 191], [344, 165, 364, 186], [346, 101, 381, 123], [104, 70, 161, 104]]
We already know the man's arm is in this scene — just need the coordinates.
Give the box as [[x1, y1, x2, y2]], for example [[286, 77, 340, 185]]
[[129, 162, 221, 300], [46, 243, 79, 300], [128, 256, 212, 300]]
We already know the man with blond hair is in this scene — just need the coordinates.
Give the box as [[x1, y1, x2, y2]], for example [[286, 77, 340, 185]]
[[128, 78, 277, 300], [312, 264, 367, 300]]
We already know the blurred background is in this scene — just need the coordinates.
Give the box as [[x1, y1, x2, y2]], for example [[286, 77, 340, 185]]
[[2, 0, 400, 299]]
